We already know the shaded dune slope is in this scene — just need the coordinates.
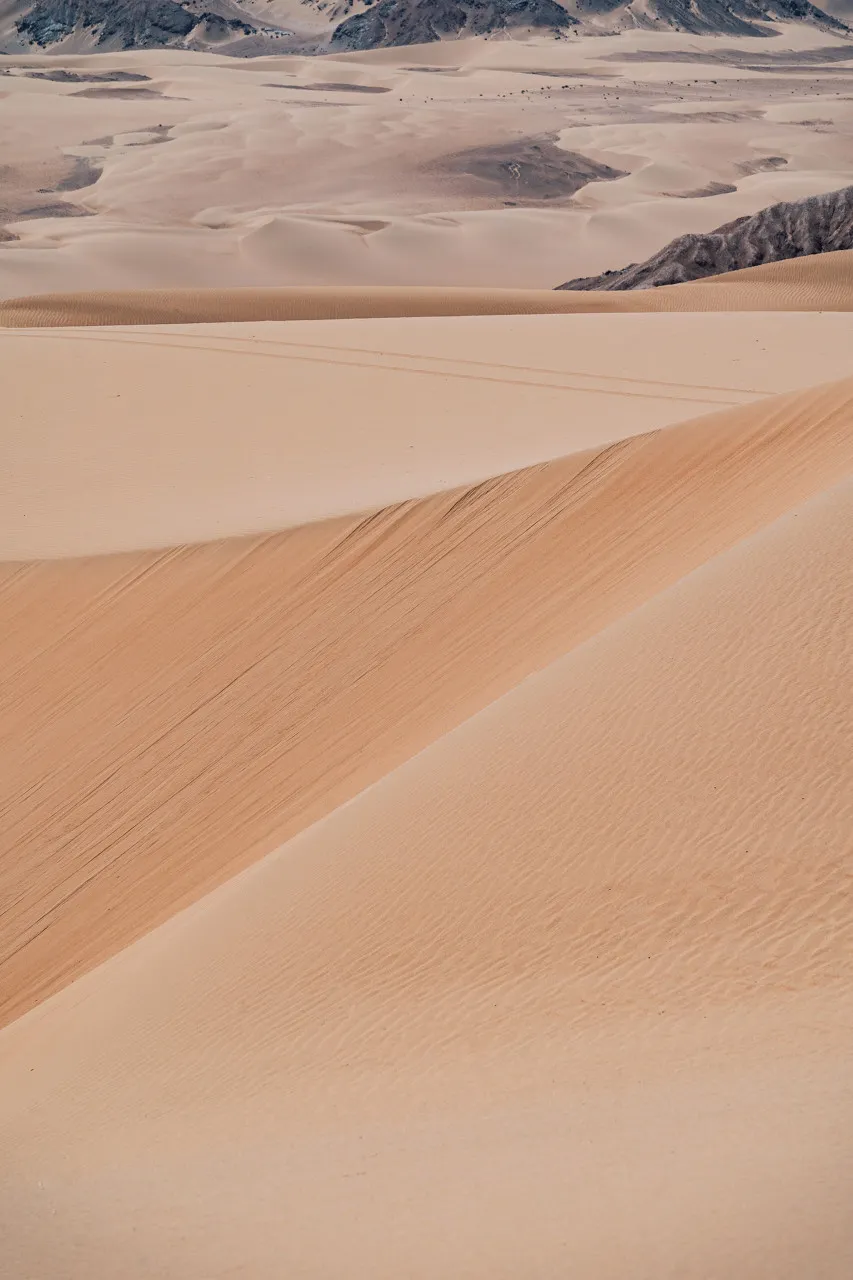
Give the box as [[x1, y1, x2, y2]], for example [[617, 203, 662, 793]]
[[0, 287, 603, 329], [3, 373, 853, 1027], [2, 249, 853, 328], [2, 444, 852, 1279]]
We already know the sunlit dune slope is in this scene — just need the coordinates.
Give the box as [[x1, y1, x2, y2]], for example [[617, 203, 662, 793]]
[[2, 461, 851, 1280], [3, 366, 853, 1028], [1, 248, 853, 328], [0, 286, 603, 329], [6, 310, 853, 557]]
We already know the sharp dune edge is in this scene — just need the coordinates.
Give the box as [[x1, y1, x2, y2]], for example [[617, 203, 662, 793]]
[[2, 389, 853, 1277], [8, 307, 853, 558], [3, 247, 853, 325], [2, 24, 853, 1275]]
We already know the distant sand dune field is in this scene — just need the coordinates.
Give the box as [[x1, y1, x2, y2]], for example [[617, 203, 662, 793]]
[[2, 34, 853, 1266], [2, 29, 853, 296]]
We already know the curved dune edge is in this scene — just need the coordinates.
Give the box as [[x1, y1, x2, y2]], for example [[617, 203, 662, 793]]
[[11, 310, 853, 559], [3, 372, 853, 1027], [0, 286, 607, 328], [2, 247, 853, 327], [1, 455, 852, 1278]]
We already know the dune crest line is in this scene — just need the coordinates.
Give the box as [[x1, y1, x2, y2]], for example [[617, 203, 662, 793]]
[[3, 372, 853, 1027], [2, 248, 853, 328]]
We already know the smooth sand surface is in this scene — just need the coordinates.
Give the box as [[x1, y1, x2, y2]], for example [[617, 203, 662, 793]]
[[2, 429, 852, 1278], [3, 361, 853, 1027], [6, 307, 853, 557], [1, 27, 852, 294], [2, 25, 853, 1280], [3, 247, 853, 330]]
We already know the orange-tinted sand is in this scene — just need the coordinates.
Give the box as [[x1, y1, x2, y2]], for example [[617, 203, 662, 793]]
[[2, 381, 852, 1276], [3, 249, 853, 328], [1, 27, 852, 1280]]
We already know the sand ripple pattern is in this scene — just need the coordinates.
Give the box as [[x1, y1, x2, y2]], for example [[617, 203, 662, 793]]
[[2, 373, 853, 1026]]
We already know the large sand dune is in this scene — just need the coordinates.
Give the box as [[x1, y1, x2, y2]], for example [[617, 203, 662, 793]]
[[2, 24, 853, 1280], [6, 307, 853, 557], [4, 247, 853, 328], [3, 354, 853, 1025], [2, 362, 852, 1275]]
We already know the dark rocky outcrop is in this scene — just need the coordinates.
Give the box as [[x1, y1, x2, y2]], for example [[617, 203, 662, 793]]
[[8, 0, 850, 52], [331, 0, 848, 49], [24, 68, 152, 80], [330, 0, 575, 51], [436, 135, 626, 203], [556, 184, 853, 290], [610, 0, 847, 37], [14, 0, 257, 49], [17, 0, 197, 47]]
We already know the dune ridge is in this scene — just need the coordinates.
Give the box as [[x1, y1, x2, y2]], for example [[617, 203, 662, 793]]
[[9, 309, 853, 558], [1, 428, 851, 1279], [3, 22, 853, 1278], [3, 248, 853, 327], [3, 368, 853, 1027]]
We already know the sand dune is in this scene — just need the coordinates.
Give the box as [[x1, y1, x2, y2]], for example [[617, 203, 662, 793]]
[[2, 29, 852, 294], [3, 315, 853, 1028], [7, 309, 853, 557], [3, 247, 853, 328], [2, 421, 851, 1278], [3, 24, 853, 1280]]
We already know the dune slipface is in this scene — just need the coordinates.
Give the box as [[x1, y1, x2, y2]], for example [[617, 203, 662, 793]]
[[2, 22, 853, 1280], [2, 297, 853, 1279], [1, 410, 852, 1278]]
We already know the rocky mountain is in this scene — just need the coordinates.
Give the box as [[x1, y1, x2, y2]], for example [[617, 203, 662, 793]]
[[556, 183, 853, 290], [4, 0, 848, 52], [2, 0, 310, 52], [16, 0, 198, 47], [330, 0, 848, 49], [330, 0, 572, 50]]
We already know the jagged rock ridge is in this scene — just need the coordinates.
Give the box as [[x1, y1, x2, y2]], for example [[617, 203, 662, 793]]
[[556, 184, 853, 289], [13, 0, 266, 49], [330, 0, 574, 51], [585, 0, 849, 38], [18, 0, 196, 46], [330, 0, 848, 49], [7, 0, 850, 50]]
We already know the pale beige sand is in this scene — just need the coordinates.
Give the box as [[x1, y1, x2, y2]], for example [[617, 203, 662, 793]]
[[4, 247, 853, 330], [2, 25, 852, 1275], [2, 442, 851, 1278], [6, 308, 853, 557], [1, 28, 851, 294], [2, 320, 853, 1022]]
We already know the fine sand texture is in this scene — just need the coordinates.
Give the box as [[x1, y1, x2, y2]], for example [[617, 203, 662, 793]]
[[7, 307, 853, 557], [2, 341, 852, 1275], [4, 340, 853, 1027], [3, 247, 853, 328], [2, 25, 853, 1280], [1, 26, 853, 293]]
